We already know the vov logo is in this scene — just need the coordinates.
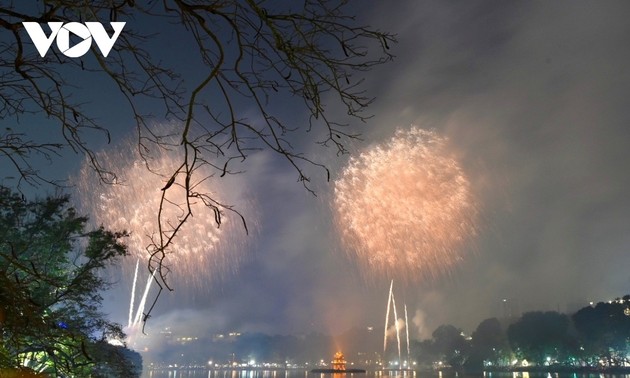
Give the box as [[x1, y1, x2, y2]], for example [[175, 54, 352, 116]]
[[22, 22, 126, 58]]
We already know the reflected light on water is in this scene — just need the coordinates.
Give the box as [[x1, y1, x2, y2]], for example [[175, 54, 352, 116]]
[[147, 371, 630, 378]]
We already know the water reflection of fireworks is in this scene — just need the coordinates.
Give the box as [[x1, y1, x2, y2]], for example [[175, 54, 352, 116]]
[[333, 127, 478, 283], [76, 132, 252, 331]]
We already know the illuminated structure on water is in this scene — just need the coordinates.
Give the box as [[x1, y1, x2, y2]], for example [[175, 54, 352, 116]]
[[332, 352, 347, 371], [311, 352, 365, 373]]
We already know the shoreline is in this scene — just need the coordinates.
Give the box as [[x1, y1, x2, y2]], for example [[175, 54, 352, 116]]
[[471, 366, 630, 375], [144, 366, 630, 375]]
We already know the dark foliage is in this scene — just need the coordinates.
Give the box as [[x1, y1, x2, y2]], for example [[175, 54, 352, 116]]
[[0, 186, 139, 376]]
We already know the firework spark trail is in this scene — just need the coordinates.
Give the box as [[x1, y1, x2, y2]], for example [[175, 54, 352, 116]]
[[391, 290, 401, 364], [384, 281, 410, 365], [384, 280, 393, 353], [404, 303, 410, 361], [333, 127, 478, 283], [128, 259, 140, 328], [133, 267, 157, 326]]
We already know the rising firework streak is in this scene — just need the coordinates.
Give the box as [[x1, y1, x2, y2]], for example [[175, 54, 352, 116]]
[[383, 280, 409, 365]]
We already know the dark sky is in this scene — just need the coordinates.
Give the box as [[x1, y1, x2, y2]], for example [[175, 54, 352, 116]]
[[3, 1, 630, 347], [125, 0, 630, 345], [336, 0, 630, 338]]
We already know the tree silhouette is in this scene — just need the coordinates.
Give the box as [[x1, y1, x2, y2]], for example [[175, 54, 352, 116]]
[[467, 317, 509, 370], [573, 300, 630, 366], [507, 311, 575, 366], [431, 324, 469, 368]]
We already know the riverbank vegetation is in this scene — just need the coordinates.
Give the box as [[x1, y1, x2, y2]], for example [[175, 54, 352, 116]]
[[410, 297, 630, 372], [0, 187, 141, 377]]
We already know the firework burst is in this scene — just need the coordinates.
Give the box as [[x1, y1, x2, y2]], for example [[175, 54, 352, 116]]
[[76, 132, 252, 291], [333, 127, 478, 283]]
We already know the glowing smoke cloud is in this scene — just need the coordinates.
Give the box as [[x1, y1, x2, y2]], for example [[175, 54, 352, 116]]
[[76, 130, 252, 332], [333, 127, 478, 283]]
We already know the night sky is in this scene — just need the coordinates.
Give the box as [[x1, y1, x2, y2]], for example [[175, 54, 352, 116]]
[[4, 1, 630, 348]]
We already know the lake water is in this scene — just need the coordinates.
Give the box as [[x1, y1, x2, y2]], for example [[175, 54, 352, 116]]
[[142, 370, 630, 378]]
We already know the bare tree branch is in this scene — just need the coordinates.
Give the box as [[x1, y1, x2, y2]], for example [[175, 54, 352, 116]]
[[0, 0, 396, 322]]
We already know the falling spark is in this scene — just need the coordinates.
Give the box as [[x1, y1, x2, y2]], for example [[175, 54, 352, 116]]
[[333, 127, 478, 283]]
